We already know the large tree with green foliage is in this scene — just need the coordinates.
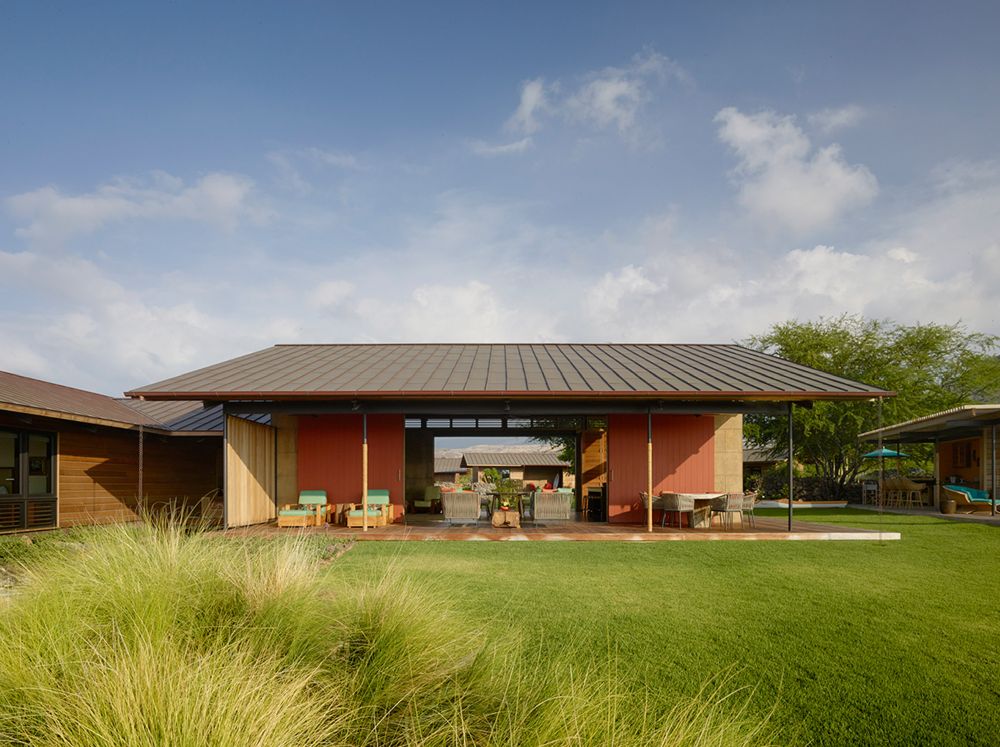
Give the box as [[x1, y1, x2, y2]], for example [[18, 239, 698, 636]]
[[745, 316, 1000, 500]]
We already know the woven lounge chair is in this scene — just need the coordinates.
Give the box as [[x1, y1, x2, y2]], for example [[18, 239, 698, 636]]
[[442, 490, 480, 524], [278, 489, 328, 528], [942, 485, 994, 513], [534, 490, 573, 521]]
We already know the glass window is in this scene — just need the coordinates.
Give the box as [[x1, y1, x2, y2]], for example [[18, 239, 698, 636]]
[[0, 431, 19, 496], [27, 434, 53, 495]]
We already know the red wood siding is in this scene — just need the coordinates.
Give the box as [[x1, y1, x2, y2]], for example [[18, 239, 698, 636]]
[[607, 414, 716, 523], [297, 414, 404, 519]]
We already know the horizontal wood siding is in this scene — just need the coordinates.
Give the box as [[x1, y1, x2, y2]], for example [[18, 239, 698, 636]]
[[58, 427, 220, 527], [225, 415, 276, 528], [608, 414, 715, 523]]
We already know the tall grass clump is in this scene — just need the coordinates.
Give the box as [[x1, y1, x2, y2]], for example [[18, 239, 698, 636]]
[[0, 522, 776, 746]]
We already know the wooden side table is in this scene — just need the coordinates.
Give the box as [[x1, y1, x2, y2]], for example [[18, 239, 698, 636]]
[[491, 509, 520, 528]]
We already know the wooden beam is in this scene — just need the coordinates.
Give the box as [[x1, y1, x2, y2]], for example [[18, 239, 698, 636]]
[[647, 411, 653, 533]]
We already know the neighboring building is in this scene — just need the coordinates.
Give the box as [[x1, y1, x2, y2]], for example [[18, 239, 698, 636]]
[[862, 404, 1000, 509], [433, 456, 466, 483], [125, 343, 887, 529], [743, 444, 786, 489], [461, 451, 570, 485], [0, 371, 229, 533]]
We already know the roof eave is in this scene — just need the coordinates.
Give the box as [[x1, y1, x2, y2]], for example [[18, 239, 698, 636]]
[[124, 389, 893, 402]]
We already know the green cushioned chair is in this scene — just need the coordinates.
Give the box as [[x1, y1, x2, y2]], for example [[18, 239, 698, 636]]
[[344, 489, 394, 527], [278, 489, 328, 527]]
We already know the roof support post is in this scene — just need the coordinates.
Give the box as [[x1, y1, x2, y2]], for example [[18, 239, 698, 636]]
[[992, 424, 997, 517], [362, 413, 369, 532], [647, 410, 653, 534], [787, 402, 794, 532]]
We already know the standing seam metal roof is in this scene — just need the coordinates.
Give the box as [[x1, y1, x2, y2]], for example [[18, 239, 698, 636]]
[[125, 343, 890, 399]]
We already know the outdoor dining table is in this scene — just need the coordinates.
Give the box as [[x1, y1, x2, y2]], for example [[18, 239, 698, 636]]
[[658, 492, 726, 528]]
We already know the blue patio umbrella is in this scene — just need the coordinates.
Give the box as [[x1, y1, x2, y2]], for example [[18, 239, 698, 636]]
[[862, 447, 909, 459]]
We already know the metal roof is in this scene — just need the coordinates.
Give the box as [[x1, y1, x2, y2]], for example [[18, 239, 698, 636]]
[[126, 344, 889, 401], [461, 451, 571, 468], [860, 404, 1000, 443], [116, 400, 270, 433], [0, 370, 163, 429], [433, 457, 466, 474]]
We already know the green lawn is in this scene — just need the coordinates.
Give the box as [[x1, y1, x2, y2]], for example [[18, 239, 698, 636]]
[[322, 510, 1000, 746]]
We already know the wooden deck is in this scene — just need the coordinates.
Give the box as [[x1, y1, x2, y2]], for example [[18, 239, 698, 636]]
[[227, 516, 900, 542]]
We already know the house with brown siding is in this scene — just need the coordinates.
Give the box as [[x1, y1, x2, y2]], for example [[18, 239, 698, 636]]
[[125, 343, 888, 531], [0, 371, 227, 533]]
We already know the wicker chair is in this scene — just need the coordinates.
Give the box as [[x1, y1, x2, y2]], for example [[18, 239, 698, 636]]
[[741, 492, 757, 528], [441, 490, 481, 524], [710, 493, 744, 530], [534, 490, 573, 521], [659, 492, 697, 528]]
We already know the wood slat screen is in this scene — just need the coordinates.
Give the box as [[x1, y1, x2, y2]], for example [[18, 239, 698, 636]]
[[225, 415, 276, 527]]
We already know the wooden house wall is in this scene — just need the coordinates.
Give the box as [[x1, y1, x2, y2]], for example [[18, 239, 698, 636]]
[[0, 411, 220, 528], [225, 415, 276, 527]]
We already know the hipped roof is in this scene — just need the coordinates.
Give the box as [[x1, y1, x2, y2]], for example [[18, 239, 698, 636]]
[[126, 343, 889, 401]]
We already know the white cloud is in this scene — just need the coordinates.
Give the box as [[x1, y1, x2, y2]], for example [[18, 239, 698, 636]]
[[308, 279, 355, 310], [505, 78, 549, 135], [807, 104, 866, 134], [493, 50, 689, 145], [591, 265, 660, 315], [715, 106, 878, 235], [266, 147, 361, 193], [567, 51, 687, 136], [6, 172, 264, 244], [467, 137, 533, 157]]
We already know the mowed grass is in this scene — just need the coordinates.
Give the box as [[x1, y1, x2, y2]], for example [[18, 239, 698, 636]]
[[323, 510, 1000, 746]]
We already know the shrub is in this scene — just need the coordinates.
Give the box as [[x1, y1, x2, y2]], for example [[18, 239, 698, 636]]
[[0, 523, 775, 746]]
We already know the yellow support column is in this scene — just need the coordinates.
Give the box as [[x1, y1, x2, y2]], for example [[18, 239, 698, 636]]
[[362, 414, 369, 532], [647, 412, 653, 533]]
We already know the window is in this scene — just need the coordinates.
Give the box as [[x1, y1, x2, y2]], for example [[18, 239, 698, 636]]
[[0, 431, 18, 496], [0, 429, 56, 532], [27, 434, 53, 495]]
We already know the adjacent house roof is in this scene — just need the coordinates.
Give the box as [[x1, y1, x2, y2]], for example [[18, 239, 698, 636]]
[[0, 370, 247, 435], [126, 343, 889, 401], [0, 370, 163, 431], [860, 404, 1000, 444], [433, 457, 466, 475], [461, 451, 570, 468]]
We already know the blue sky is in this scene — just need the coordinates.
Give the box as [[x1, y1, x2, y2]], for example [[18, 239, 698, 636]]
[[2, 1, 999, 394]]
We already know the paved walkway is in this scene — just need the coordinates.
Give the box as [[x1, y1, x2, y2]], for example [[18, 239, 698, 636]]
[[852, 504, 1000, 526]]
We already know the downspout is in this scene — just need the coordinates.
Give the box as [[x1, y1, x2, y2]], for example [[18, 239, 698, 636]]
[[992, 424, 997, 517]]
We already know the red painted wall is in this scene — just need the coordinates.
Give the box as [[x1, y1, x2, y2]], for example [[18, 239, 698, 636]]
[[297, 414, 405, 519], [607, 414, 716, 523]]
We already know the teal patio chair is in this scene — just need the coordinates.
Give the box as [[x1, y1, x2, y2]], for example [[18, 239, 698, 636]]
[[344, 489, 394, 527], [278, 489, 328, 527]]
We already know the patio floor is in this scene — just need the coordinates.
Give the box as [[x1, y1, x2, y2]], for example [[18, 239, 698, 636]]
[[226, 515, 900, 542]]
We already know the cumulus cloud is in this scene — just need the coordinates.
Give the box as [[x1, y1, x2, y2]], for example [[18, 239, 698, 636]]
[[807, 104, 867, 134], [715, 106, 878, 235], [467, 137, 533, 157], [6, 172, 265, 244]]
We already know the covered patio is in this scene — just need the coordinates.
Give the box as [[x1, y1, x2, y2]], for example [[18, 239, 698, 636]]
[[126, 343, 891, 535], [861, 404, 1000, 516]]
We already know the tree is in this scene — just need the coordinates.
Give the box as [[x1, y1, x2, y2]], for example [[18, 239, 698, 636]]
[[744, 316, 1000, 500]]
